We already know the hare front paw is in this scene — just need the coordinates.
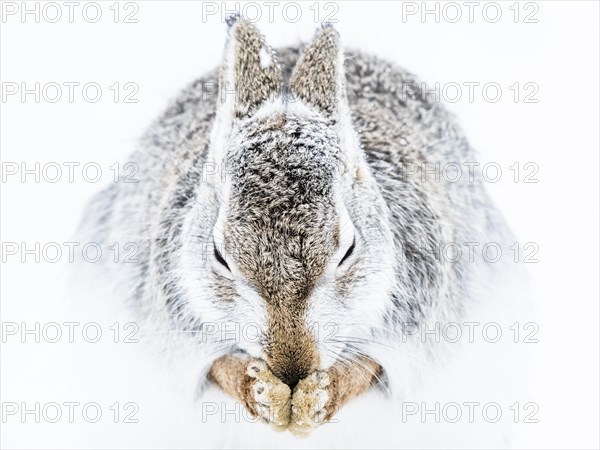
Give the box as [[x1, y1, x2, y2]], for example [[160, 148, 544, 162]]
[[244, 359, 291, 430], [289, 371, 333, 435]]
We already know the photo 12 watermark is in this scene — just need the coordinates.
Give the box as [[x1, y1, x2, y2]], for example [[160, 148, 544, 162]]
[[1, 82, 140, 104], [1, 161, 140, 184], [1, 401, 140, 424], [1, 321, 140, 344], [201, 1, 340, 24], [399, 1, 540, 24], [1, 2, 140, 24]]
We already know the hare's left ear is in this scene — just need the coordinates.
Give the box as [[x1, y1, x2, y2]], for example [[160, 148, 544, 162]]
[[290, 25, 361, 171], [289, 24, 347, 119]]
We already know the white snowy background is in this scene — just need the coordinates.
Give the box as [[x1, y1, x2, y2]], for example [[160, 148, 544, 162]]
[[1, 1, 598, 448]]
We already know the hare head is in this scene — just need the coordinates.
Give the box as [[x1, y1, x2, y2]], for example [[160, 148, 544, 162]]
[[181, 18, 396, 388]]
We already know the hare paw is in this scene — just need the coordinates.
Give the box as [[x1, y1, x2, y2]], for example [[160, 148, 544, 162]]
[[244, 359, 292, 430], [289, 371, 332, 435]]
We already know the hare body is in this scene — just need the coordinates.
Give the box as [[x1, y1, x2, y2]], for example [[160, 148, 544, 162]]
[[81, 21, 522, 438]]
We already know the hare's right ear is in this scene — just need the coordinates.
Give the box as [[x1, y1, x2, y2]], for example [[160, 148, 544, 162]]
[[209, 16, 282, 161]]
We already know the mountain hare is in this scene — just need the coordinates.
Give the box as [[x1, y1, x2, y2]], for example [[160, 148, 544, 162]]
[[82, 16, 522, 437]]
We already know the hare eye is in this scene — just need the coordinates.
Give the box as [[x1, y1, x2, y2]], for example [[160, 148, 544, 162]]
[[213, 242, 231, 271], [338, 238, 355, 267]]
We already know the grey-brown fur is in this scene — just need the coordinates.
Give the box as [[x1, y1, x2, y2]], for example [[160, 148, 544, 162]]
[[80, 17, 514, 432]]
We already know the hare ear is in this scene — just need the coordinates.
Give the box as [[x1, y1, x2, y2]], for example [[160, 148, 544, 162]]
[[218, 15, 282, 120], [290, 26, 360, 173], [290, 25, 346, 118], [209, 16, 282, 163]]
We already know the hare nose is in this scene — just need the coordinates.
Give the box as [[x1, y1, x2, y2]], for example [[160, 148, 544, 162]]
[[266, 345, 316, 388], [279, 365, 309, 389]]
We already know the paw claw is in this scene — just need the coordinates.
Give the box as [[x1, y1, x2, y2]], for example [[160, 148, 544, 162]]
[[316, 372, 330, 386], [247, 361, 266, 377]]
